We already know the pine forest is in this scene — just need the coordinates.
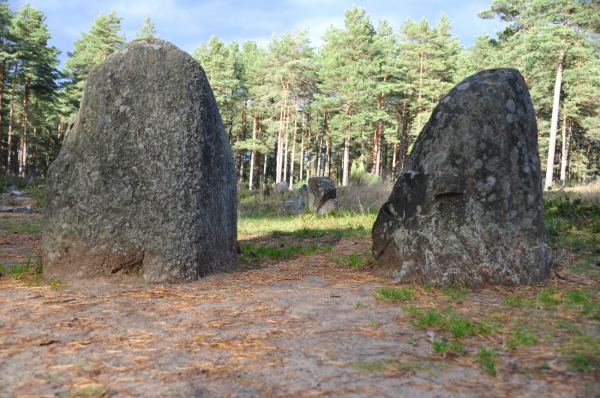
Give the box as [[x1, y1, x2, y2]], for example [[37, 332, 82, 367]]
[[0, 1, 599, 191]]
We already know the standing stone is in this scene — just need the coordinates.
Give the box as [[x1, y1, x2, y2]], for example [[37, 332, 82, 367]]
[[318, 199, 339, 216], [297, 184, 308, 195], [42, 39, 237, 283], [273, 181, 290, 194], [308, 177, 336, 213], [280, 196, 306, 214], [372, 69, 548, 287]]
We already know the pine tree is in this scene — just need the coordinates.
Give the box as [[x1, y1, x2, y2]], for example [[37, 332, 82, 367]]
[[319, 6, 380, 186], [5, 3, 59, 176], [480, 0, 600, 189], [135, 14, 158, 40], [63, 10, 125, 111], [0, 0, 12, 171]]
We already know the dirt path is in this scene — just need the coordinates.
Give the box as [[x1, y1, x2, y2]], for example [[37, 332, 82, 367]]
[[0, 214, 598, 397]]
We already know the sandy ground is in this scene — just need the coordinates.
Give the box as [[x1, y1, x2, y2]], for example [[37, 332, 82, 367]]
[[0, 212, 598, 397]]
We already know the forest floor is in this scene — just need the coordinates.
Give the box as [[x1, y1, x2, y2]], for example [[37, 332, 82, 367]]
[[1, 189, 600, 397]]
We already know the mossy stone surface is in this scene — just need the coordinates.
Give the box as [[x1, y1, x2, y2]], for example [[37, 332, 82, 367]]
[[372, 68, 548, 287], [43, 39, 237, 283]]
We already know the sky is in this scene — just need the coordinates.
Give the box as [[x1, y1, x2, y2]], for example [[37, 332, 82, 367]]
[[8, 0, 505, 69]]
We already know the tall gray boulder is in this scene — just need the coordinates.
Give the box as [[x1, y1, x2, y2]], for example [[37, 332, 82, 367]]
[[372, 69, 548, 287], [308, 177, 336, 213], [42, 39, 237, 283]]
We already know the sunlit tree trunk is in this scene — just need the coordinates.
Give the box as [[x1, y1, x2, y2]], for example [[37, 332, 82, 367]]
[[560, 114, 570, 188], [324, 111, 330, 178], [289, 119, 297, 190], [19, 77, 30, 177], [249, 115, 257, 190], [544, 50, 564, 191], [6, 62, 18, 174]]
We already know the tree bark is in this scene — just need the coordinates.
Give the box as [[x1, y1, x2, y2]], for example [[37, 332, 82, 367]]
[[342, 133, 350, 186], [289, 119, 297, 190], [544, 50, 564, 191], [0, 60, 5, 168], [324, 111, 330, 178], [6, 62, 18, 174], [276, 92, 287, 183], [560, 116, 571, 187], [249, 115, 258, 189], [19, 77, 29, 177], [283, 104, 290, 183], [416, 51, 424, 134]]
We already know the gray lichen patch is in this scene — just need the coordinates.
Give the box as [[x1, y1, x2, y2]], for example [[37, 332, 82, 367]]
[[42, 39, 237, 283], [372, 68, 548, 287]]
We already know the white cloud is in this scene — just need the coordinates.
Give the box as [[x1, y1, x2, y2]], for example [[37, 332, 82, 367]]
[[8, 0, 506, 67]]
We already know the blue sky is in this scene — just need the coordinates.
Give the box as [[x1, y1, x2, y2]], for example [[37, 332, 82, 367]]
[[8, 0, 505, 69]]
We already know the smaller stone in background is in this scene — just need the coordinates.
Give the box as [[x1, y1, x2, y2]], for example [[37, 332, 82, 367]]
[[308, 177, 336, 212], [318, 199, 339, 215], [7, 186, 17, 192], [10, 191, 22, 197], [297, 184, 308, 195], [0, 206, 14, 212], [280, 196, 306, 214], [13, 206, 33, 213], [274, 181, 290, 194]]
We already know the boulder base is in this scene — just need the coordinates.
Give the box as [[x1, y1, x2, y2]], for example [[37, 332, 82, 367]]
[[372, 68, 548, 287], [42, 39, 237, 283]]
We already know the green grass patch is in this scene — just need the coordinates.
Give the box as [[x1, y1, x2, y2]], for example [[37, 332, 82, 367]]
[[329, 250, 367, 268], [0, 217, 43, 234], [475, 317, 499, 335], [404, 307, 491, 339], [544, 195, 600, 251], [441, 281, 469, 300], [477, 346, 497, 376], [431, 338, 465, 356], [238, 210, 376, 240], [507, 323, 538, 350], [375, 286, 415, 302], [239, 243, 331, 260], [562, 335, 600, 372]]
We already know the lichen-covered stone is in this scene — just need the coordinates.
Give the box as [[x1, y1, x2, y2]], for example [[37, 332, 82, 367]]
[[274, 182, 290, 194], [372, 68, 548, 287], [318, 199, 338, 216], [308, 177, 336, 212], [42, 39, 237, 283], [280, 196, 305, 214]]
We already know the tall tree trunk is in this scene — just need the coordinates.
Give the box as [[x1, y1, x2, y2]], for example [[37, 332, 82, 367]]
[[32, 124, 37, 176], [299, 130, 304, 182], [263, 152, 268, 189], [324, 111, 330, 178], [316, 134, 323, 177], [392, 143, 398, 181], [283, 105, 290, 183], [0, 60, 5, 168], [306, 112, 312, 181], [289, 119, 297, 190], [375, 124, 382, 176], [416, 52, 424, 134], [544, 50, 564, 191], [19, 77, 30, 177], [560, 117, 571, 187], [6, 62, 18, 174], [360, 130, 365, 168], [249, 115, 258, 189], [342, 133, 350, 187], [276, 93, 287, 183]]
